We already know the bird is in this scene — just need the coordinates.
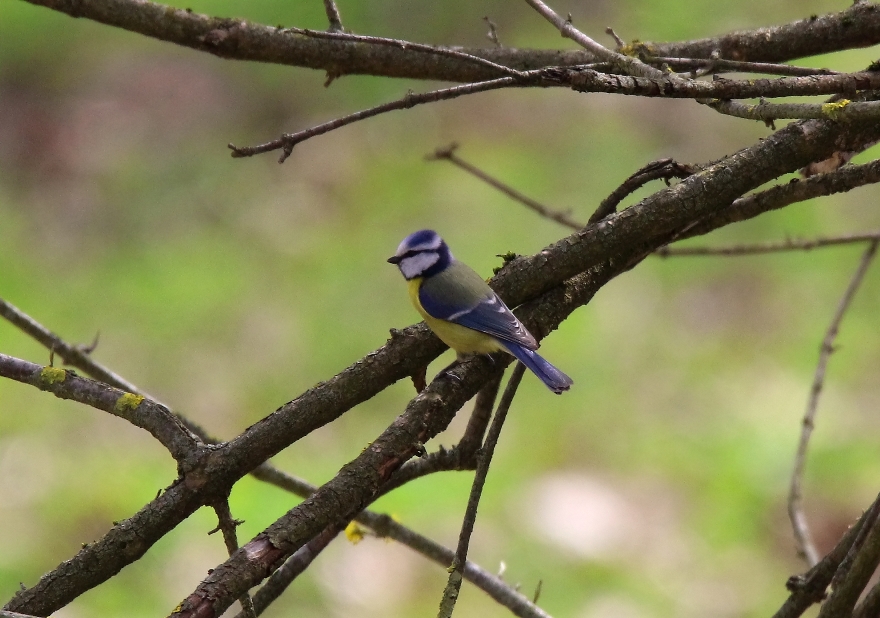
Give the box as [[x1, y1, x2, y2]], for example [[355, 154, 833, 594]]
[[388, 229, 572, 394]]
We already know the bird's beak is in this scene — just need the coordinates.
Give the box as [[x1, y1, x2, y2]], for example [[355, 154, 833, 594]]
[[387, 255, 401, 264]]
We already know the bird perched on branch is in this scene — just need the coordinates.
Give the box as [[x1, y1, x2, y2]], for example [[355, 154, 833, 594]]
[[388, 229, 572, 394]]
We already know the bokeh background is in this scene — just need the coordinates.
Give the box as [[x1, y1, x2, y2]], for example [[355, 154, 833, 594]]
[[2, 1, 879, 616]]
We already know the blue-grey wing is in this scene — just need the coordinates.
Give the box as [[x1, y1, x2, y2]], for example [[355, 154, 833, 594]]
[[448, 293, 538, 350], [418, 265, 538, 350]]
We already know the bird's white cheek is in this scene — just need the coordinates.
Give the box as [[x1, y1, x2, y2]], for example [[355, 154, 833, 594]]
[[400, 252, 439, 279]]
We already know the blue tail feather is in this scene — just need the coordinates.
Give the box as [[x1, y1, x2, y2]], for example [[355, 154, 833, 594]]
[[501, 341, 573, 394]]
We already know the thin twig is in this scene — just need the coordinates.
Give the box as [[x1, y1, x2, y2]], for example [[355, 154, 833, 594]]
[[604, 27, 625, 49], [438, 363, 526, 618], [230, 77, 528, 162], [658, 232, 880, 257], [322, 0, 343, 32], [523, 0, 665, 79], [483, 17, 501, 47], [211, 500, 257, 618], [377, 445, 473, 499], [284, 27, 525, 79], [428, 144, 582, 229], [642, 56, 839, 77], [457, 376, 502, 456], [0, 298, 157, 401], [590, 158, 695, 223], [789, 240, 879, 567]]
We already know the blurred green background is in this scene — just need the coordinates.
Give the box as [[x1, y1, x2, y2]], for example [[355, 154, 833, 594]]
[[1, 0, 879, 616]]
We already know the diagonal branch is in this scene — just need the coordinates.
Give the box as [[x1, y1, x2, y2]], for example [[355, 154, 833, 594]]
[[438, 364, 526, 618], [591, 159, 695, 223], [641, 3, 880, 64], [428, 144, 582, 229], [817, 498, 880, 618], [0, 353, 202, 465], [789, 240, 880, 567], [523, 0, 670, 79], [230, 77, 527, 162], [210, 500, 257, 618], [0, 298, 154, 401]]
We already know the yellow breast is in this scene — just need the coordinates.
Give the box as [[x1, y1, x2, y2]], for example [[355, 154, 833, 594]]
[[407, 277, 503, 356]]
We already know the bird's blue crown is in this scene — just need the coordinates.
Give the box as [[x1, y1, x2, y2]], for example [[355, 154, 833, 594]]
[[390, 229, 453, 279]]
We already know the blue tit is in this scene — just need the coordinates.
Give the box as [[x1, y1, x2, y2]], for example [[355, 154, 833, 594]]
[[388, 229, 573, 394]]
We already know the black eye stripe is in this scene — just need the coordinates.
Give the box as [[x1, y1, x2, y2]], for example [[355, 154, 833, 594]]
[[401, 248, 433, 260]]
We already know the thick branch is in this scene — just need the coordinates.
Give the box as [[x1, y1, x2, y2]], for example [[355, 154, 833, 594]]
[[549, 68, 880, 100], [20, 0, 880, 84], [676, 158, 880, 241], [707, 98, 880, 123], [493, 114, 880, 303], [641, 3, 880, 63]]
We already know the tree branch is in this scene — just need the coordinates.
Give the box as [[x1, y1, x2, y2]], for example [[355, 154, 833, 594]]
[[229, 77, 526, 162], [658, 232, 880, 257], [493, 114, 880, 305], [523, 0, 664, 79], [438, 364, 525, 618], [20, 0, 880, 84], [640, 3, 880, 63], [591, 159, 695, 223], [706, 98, 880, 123], [321, 0, 343, 32], [210, 500, 257, 618], [428, 144, 582, 229], [0, 353, 202, 465], [548, 68, 880, 100], [642, 56, 840, 77], [789, 240, 880, 567]]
